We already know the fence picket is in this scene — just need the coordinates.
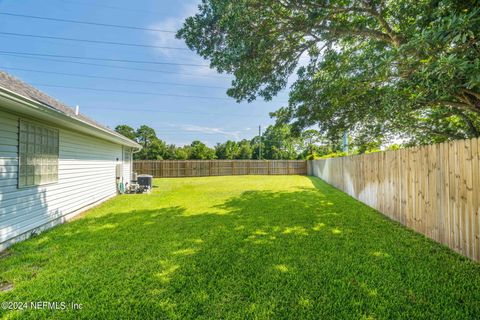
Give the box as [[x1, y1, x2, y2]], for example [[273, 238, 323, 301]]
[[133, 160, 307, 178], [310, 138, 480, 262]]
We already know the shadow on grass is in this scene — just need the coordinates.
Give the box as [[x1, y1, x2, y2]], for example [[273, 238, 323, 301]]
[[1, 177, 479, 319]]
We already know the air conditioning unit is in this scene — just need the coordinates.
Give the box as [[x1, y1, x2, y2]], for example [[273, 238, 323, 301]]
[[125, 173, 152, 194], [137, 174, 153, 192]]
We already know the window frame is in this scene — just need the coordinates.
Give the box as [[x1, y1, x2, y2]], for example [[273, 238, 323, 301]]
[[18, 119, 59, 189]]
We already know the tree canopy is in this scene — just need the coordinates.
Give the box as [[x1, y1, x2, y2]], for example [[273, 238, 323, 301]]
[[115, 124, 348, 160], [177, 0, 480, 144]]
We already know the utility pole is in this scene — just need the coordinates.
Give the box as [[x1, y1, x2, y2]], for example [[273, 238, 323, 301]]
[[342, 131, 349, 154], [258, 125, 262, 160]]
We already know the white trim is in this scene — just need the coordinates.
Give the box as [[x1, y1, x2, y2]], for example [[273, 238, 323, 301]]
[[0, 86, 141, 150]]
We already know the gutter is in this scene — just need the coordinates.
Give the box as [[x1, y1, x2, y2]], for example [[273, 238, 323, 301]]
[[0, 86, 141, 151]]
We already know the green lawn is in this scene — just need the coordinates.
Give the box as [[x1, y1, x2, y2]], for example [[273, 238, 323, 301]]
[[1, 176, 479, 319]]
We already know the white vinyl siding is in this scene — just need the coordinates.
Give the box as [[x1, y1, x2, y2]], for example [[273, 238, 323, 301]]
[[0, 109, 130, 250]]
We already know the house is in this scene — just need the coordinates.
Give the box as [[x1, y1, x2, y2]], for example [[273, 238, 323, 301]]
[[0, 71, 141, 251]]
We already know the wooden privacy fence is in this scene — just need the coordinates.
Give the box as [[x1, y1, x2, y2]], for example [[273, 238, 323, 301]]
[[309, 137, 480, 261], [133, 160, 307, 178]]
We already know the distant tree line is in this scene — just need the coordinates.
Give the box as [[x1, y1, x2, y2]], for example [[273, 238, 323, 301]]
[[115, 124, 349, 160]]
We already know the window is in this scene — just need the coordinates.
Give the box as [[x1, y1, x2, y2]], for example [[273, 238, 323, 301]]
[[124, 148, 131, 165], [18, 119, 59, 188]]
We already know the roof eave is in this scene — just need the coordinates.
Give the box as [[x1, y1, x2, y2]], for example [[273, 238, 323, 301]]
[[0, 86, 142, 150]]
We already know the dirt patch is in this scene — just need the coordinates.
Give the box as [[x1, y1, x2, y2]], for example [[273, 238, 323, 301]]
[[0, 281, 13, 292], [0, 250, 12, 260]]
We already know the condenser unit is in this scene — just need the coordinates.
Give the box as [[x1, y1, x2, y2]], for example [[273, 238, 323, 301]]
[[137, 174, 153, 192]]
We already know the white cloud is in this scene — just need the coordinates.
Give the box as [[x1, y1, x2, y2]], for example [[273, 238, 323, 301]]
[[148, 17, 187, 58], [147, 1, 226, 80], [179, 124, 242, 139]]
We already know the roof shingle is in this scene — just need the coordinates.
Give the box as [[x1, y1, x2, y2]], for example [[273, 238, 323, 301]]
[[0, 71, 134, 144]]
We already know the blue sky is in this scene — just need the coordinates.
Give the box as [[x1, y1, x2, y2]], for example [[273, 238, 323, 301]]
[[0, 0, 291, 146]]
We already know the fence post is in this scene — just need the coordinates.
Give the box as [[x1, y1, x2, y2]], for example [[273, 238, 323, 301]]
[[134, 160, 308, 178], [306, 160, 312, 176]]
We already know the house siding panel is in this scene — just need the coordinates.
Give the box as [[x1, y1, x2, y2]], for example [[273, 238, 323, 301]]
[[0, 109, 128, 250]]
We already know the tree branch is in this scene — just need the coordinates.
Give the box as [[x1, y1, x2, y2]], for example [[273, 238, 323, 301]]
[[456, 110, 480, 136], [432, 100, 480, 114], [275, 1, 403, 46], [462, 88, 480, 100], [316, 25, 393, 44]]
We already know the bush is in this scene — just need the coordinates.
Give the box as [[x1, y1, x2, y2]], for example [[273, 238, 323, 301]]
[[317, 151, 348, 159]]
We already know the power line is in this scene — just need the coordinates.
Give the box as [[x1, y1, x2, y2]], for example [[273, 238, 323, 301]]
[[0, 12, 177, 33], [0, 53, 228, 79], [113, 132, 243, 136], [0, 66, 228, 89], [32, 83, 288, 104], [0, 31, 188, 50], [115, 130, 253, 136], [55, 0, 165, 16], [81, 106, 262, 118], [31, 83, 231, 100], [113, 127, 255, 133], [0, 50, 209, 67]]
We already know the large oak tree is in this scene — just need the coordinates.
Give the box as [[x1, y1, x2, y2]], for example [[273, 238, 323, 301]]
[[177, 0, 480, 144]]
